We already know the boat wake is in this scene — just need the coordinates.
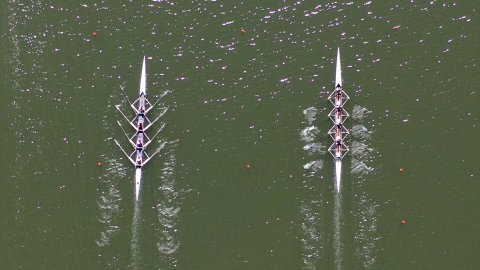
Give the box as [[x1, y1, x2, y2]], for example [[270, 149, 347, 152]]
[[96, 96, 128, 251], [299, 202, 325, 270], [300, 126, 320, 143], [95, 157, 125, 248], [350, 141, 374, 175], [155, 146, 184, 268], [298, 174, 327, 270], [333, 194, 343, 270], [349, 105, 379, 269], [352, 192, 379, 270], [303, 106, 319, 125], [303, 160, 324, 172], [351, 105, 372, 121], [301, 107, 326, 176], [130, 202, 142, 270], [350, 105, 375, 176]]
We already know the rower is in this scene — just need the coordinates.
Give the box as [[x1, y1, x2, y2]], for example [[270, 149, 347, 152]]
[[139, 108, 145, 118], [136, 160, 142, 168], [136, 141, 143, 151], [335, 141, 343, 154], [335, 90, 342, 101], [335, 127, 342, 139], [336, 107, 342, 119], [135, 151, 143, 168], [137, 122, 144, 133]]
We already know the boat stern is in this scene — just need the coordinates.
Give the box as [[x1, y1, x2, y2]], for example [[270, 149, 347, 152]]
[[135, 168, 142, 201], [335, 159, 342, 193]]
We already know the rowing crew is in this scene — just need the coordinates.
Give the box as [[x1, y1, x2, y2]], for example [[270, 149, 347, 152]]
[[333, 124, 348, 159], [134, 105, 147, 168]]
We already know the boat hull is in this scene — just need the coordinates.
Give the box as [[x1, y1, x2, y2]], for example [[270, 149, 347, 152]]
[[335, 160, 342, 193], [135, 168, 142, 201]]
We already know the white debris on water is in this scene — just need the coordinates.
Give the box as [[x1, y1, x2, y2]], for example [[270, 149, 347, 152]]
[[351, 141, 372, 160], [303, 106, 318, 125], [351, 124, 371, 141], [303, 160, 324, 177], [303, 142, 325, 155], [300, 126, 319, 143], [352, 104, 371, 121]]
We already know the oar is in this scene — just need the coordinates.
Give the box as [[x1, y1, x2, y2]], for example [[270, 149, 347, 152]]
[[144, 123, 166, 148], [117, 121, 136, 148], [144, 108, 168, 132], [115, 105, 137, 130], [118, 85, 139, 113], [114, 139, 135, 166]]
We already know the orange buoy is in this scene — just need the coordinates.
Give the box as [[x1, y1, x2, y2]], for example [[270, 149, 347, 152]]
[[392, 25, 401, 30], [96, 162, 103, 167], [401, 219, 407, 225], [245, 163, 252, 169], [399, 167, 404, 173], [240, 28, 247, 33], [92, 32, 97, 37]]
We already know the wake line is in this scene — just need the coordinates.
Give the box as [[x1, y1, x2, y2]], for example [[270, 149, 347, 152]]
[[333, 193, 343, 270], [130, 202, 141, 270]]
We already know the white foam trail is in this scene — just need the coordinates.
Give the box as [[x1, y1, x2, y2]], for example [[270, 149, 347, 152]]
[[96, 83, 127, 249], [300, 126, 319, 143], [349, 105, 379, 268], [130, 202, 141, 270], [96, 158, 124, 247], [333, 194, 343, 270], [299, 203, 324, 270], [303, 142, 325, 155], [351, 141, 374, 175], [351, 125, 371, 141], [351, 105, 371, 121], [156, 153, 181, 268], [354, 193, 379, 269], [303, 106, 318, 125]]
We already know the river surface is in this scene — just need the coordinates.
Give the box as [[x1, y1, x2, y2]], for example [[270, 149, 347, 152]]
[[1, 1, 479, 269]]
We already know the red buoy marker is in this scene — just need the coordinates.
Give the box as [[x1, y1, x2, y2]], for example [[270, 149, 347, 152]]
[[393, 25, 401, 30], [240, 28, 247, 33], [96, 162, 103, 167], [399, 167, 404, 173], [401, 219, 407, 225], [92, 32, 97, 38], [245, 163, 252, 169]]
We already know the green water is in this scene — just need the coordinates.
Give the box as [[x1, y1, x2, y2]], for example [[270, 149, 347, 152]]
[[1, 1, 478, 269]]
